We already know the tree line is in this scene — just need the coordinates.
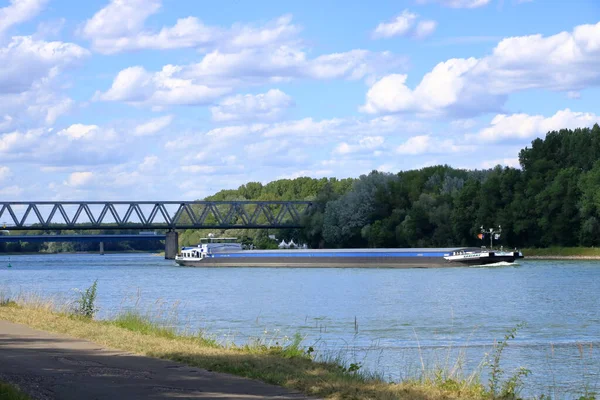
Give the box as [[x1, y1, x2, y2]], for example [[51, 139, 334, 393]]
[[183, 124, 600, 249]]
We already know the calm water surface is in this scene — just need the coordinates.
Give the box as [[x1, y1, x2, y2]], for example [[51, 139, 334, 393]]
[[1, 254, 599, 398]]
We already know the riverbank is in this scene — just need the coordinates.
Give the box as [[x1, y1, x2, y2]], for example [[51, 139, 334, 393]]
[[521, 247, 600, 259], [0, 299, 502, 400], [0, 250, 162, 256]]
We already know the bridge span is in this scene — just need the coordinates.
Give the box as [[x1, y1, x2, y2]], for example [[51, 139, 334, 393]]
[[0, 201, 313, 259]]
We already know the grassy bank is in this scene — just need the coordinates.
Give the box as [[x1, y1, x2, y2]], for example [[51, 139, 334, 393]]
[[521, 247, 600, 258], [0, 299, 515, 400], [0, 381, 30, 400]]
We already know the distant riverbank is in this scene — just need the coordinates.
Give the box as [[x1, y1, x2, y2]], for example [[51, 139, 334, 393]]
[[0, 250, 161, 256], [521, 247, 600, 260]]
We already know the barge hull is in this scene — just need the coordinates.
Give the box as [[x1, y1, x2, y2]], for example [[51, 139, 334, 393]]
[[175, 256, 507, 268]]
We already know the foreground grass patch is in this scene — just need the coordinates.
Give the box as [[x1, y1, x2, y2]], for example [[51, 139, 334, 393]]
[[0, 305, 491, 400], [0, 381, 30, 400]]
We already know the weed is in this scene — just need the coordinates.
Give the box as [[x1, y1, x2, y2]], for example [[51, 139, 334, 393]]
[[0, 381, 30, 400], [73, 280, 98, 319], [0, 297, 18, 307], [486, 323, 530, 399]]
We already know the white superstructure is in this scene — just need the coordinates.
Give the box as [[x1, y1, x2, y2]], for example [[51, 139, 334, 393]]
[[175, 237, 242, 261]]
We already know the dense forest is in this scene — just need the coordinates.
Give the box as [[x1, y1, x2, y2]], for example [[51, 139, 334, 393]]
[[182, 124, 600, 249], [3, 124, 600, 253]]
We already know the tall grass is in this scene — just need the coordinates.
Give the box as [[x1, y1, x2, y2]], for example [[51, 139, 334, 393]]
[[0, 381, 31, 400]]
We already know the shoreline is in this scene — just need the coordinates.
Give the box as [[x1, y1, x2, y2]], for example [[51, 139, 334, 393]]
[[0, 302, 488, 400], [525, 255, 600, 260], [0, 251, 161, 256]]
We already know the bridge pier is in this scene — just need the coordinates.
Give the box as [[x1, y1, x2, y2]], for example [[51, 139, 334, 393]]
[[165, 231, 178, 260], [99, 241, 104, 255]]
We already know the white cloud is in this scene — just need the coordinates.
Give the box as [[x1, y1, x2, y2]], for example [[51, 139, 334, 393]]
[[0, 36, 89, 94], [396, 135, 474, 155], [482, 158, 520, 169], [362, 21, 600, 117], [134, 115, 173, 136], [0, 128, 44, 153], [472, 109, 600, 142], [0, 115, 12, 132], [98, 48, 405, 108], [1, 122, 132, 167], [0, 0, 47, 36], [567, 91, 581, 99], [82, 0, 299, 54], [451, 118, 477, 130], [416, 0, 490, 8], [414, 21, 438, 39], [0, 185, 23, 197], [139, 155, 158, 171], [64, 171, 93, 187], [57, 124, 100, 139], [181, 165, 217, 174], [97, 65, 231, 107], [0, 36, 87, 130], [211, 89, 293, 122], [262, 117, 345, 138], [333, 136, 385, 155], [372, 10, 436, 39], [277, 169, 334, 180], [44, 98, 73, 125], [0, 165, 10, 180]]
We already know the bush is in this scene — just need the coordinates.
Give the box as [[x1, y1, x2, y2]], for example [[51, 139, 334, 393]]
[[74, 280, 98, 319]]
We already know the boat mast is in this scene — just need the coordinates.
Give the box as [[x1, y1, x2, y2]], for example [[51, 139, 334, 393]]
[[480, 225, 501, 249]]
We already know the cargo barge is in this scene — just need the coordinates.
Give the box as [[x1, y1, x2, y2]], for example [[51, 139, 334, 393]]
[[175, 237, 523, 268]]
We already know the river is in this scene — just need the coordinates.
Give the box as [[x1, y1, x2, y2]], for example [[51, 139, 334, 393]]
[[1, 253, 598, 398]]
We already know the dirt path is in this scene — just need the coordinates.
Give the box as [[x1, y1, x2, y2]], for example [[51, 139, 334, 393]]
[[0, 320, 314, 400]]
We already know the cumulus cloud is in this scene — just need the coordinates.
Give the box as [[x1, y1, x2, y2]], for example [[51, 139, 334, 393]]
[[211, 89, 293, 122], [416, 0, 490, 8], [57, 124, 100, 139], [0, 36, 88, 131], [0, 128, 44, 153], [81, 0, 299, 54], [471, 109, 600, 142], [0, 0, 48, 36], [134, 115, 173, 136], [372, 10, 437, 39], [97, 49, 405, 108], [1, 123, 131, 167], [0, 165, 10, 180], [362, 21, 600, 117], [138, 155, 158, 171], [0, 36, 89, 94], [64, 171, 93, 187], [396, 135, 474, 155], [0, 185, 23, 197], [333, 136, 385, 155], [97, 65, 231, 106]]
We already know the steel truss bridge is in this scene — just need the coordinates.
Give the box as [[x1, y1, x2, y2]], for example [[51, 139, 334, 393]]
[[0, 201, 313, 231]]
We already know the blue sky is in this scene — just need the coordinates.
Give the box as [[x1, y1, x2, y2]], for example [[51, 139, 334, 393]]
[[0, 0, 599, 201]]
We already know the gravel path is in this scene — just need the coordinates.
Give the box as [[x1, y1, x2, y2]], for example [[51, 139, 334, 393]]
[[0, 320, 314, 400]]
